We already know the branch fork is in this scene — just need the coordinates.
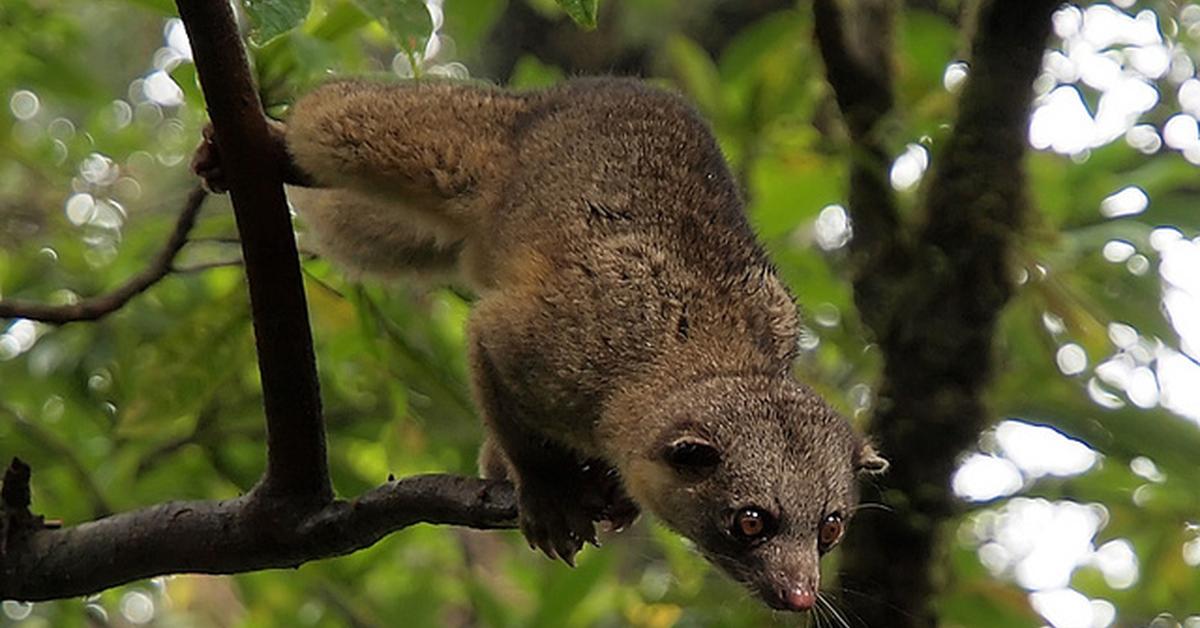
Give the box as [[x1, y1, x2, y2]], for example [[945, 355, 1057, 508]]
[[1, 0, 519, 602]]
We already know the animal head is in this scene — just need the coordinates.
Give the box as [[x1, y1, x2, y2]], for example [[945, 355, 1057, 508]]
[[621, 376, 886, 611]]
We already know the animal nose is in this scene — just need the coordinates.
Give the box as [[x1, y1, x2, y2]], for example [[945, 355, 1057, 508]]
[[784, 587, 817, 611]]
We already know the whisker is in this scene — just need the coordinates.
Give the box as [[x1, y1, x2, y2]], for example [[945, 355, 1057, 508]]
[[823, 593, 855, 628], [814, 595, 835, 628], [835, 586, 920, 621], [835, 596, 870, 628], [811, 598, 827, 628], [851, 502, 894, 514], [816, 594, 850, 628]]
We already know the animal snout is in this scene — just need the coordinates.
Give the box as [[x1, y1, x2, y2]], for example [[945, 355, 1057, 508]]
[[782, 585, 817, 611]]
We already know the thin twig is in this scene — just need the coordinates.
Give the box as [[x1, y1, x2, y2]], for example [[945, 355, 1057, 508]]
[[172, 250, 315, 274], [188, 236, 242, 245], [171, 259, 244, 274], [300, 266, 346, 300], [0, 187, 208, 324]]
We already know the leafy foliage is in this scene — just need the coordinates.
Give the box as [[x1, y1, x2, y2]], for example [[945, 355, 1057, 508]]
[[352, 0, 433, 57], [556, 0, 600, 29], [243, 0, 313, 45]]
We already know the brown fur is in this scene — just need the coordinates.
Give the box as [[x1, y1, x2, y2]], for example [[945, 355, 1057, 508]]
[[195, 77, 886, 611]]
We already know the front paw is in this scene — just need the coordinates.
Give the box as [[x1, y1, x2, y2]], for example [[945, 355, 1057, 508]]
[[190, 124, 227, 193], [190, 119, 294, 192], [517, 479, 598, 566]]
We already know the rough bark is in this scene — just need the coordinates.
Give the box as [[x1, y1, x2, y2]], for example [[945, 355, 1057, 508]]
[[815, 0, 1063, 624], [174, 0, 329, 500], [812, 0, 911, 338], [1, 472, 515, 601]]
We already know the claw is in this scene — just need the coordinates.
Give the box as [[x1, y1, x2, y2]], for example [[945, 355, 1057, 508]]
[[560, 538, 582, 566], [537, 534, 558, 562], [515, 470, 613, 567]]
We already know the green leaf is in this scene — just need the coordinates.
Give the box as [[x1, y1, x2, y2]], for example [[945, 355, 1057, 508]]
[[509, 54, 565, 89], [309, 0, 373, 40], [665, 35, 721, 117], [242, 0, 311, 45], [353, 0, 433, 55], [442, 0, 506, 56], [556, 0, 599, 29], [718, 11, 804, 84]]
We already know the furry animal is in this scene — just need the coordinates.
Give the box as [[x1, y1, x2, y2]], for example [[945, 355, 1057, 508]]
[[192, 77, 886, 612]]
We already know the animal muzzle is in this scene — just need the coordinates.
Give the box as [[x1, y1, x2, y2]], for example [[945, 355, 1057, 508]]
[[760, 573, 820, 612], [781, 585, 817, 611]]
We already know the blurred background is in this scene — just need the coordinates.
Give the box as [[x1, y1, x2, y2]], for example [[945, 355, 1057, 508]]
[[0, 0, 1198, 626]]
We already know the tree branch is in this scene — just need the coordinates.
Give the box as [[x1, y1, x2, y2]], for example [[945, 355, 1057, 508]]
[[812, 0, 909, 341], [922, 0, 1061, 253], [0, 464, 515, 601], [0, 187, 206, 324], [813, 0, 894, 140], [836, 1, 1063, 624], [0, 0, 534, 604], [889, 0, 1062, 389], [174, 0, 329, 500]]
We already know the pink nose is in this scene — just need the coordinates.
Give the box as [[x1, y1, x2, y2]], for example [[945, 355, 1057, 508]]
[[785, 587, 817, 611]]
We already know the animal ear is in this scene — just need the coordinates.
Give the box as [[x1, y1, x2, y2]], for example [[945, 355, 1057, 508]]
[[855, 442, 889, 475], [662, 436, 722, 477]]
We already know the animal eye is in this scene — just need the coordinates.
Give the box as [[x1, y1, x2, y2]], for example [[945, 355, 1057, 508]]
[[818, 513, 845, 552], [731, 507, 775, 542]]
